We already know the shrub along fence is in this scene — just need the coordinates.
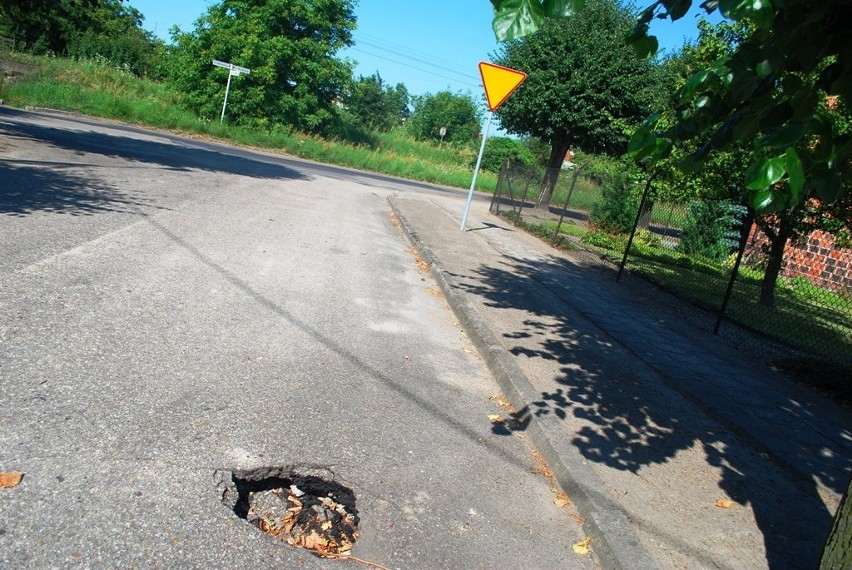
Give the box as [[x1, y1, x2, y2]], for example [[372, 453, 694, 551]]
[[489, 159, 852, 396]]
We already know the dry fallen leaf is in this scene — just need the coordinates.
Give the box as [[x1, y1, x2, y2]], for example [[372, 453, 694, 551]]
[[716, 499, 733, 509], [426, 286, 443, 297], [554, 492, 571, 508], [488, 414, 504, 424], [488, 394, 513, 411], [0, 472, 23, 488], [572, 536, 591, 555]]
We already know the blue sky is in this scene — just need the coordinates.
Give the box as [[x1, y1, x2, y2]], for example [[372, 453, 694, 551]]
[[131, 0, 720, 99]]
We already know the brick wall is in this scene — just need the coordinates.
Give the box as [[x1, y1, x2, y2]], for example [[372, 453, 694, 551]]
[[748, 226, 852, 292]]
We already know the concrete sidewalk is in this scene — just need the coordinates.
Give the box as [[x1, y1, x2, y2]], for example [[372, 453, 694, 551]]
[[390, 192, 852, 569]]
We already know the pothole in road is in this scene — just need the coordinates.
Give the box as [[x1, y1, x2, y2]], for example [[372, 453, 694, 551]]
[[219, 466, 359, 558]]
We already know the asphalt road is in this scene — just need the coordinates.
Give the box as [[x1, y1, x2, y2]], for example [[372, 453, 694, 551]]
[[0, 108, 594, 568]]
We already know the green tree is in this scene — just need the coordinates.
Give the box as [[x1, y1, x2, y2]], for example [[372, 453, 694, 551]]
[[0, 0, 162, 76], [479, 136, 534, 172], [653, 18, 851, 306], [68, 2, 165, 77], [167, 0, 355, 132], [492, 0, 664, 208], [345, 73, 410, 132], [489, 0, 851, 211], [407, 91, 483, 146], [0, 0, 101, 55]]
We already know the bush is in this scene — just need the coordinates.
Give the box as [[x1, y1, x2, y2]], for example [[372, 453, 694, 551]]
[[679, 200, 748, 262], [477, 136, 534, 173], [589, 172, 639, 235], [407, 91, 482, 146]]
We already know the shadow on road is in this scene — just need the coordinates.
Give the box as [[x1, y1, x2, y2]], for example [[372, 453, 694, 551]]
[[450, 253, 850, 569], [0, 108, 309, 216], [0, 160, 155, 216]]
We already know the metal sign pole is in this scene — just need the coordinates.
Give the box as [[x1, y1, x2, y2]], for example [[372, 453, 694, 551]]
[[213, 60, 250, 124], [460, 110, 494, 231], [220, 71, 233, 123]]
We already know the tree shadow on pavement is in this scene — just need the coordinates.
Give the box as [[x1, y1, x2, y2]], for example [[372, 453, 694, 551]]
[[0, 108, 311, 182], [0, 161, 152, 216], [449, 254, 852, 569]]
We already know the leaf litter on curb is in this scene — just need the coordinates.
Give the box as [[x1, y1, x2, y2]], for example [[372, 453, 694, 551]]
[[573, 536, 592, 555], [553, 490, 571, 508], [0, 472, 23, 488]]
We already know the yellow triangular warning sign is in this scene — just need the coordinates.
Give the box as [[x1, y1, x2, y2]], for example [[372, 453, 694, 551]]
[[479, 62, 527, 111]]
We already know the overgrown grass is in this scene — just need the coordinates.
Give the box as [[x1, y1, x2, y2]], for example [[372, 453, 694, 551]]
[[1, 53, 497, 192]]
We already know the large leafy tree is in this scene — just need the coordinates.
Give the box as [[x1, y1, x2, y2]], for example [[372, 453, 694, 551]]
[[641, 16, 850, 307], [492, 0, 665, 208], [489, 0, 851, 214], [345, 73, 410, 132], [68, 2, 165, 77], [0, 0, 161, 76], [0, 0, 104, 55], [168, 0, 356, 132], [407, 91, 483, 146]]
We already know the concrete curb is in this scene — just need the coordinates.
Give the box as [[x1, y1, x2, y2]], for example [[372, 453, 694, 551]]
[[389, 195, 658, 570]]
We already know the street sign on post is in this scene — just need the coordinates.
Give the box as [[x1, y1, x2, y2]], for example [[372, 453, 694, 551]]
[[212, 59, 251, 123], [460, 62, 527, 231], [479, 62, 527, 112]]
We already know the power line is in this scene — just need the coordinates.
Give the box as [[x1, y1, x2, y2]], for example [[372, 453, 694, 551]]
[[353, 32, 481, 76], [348, 47, 481, 90], [356, 38, 475, 80]]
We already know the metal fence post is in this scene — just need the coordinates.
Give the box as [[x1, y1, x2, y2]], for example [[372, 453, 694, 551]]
[[553, 163, 588, 241], [713, 209, 755, 334], [617, 171, 657, 282]]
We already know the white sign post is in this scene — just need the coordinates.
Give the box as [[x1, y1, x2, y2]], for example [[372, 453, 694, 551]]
[[212, 59, 251, 123], [461, 62, 527, 231]]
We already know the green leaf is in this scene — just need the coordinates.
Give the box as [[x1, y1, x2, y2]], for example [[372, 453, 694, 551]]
[[813, 171, 842, 203], [637, 5, 658, 24], [642, 111, 663, 129], [654, 136, 673, 158], [785, 147, 805, 204], [680, 70, 710, 101], [695, 95, 713, 108], [710, 120, 734, 148], [728, 71, 758, 103], [755, 59, 773, 78], [718, 0, 775, 28], [757, 122, 804, 148], [492, 0, 546, 41], [630, 34, 659, 58], [663, 0, 693, 20], [745, 155, 786, 190], [751, 186, 787, 213], [543, 0, 585, 17], [628, 127, 657, 159]]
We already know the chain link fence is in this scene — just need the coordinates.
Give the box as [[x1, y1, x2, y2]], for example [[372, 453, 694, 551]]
[[490, 159, 852, 399]]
